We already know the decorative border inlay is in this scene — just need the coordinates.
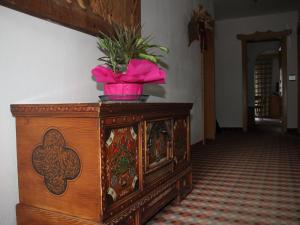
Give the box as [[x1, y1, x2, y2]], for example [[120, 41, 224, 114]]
[[11, 104, 99, 116], [104, 167, 192, 225], [32, 129, 81, 195]]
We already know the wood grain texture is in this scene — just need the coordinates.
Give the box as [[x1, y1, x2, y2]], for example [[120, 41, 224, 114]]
[[11, 103, 193, 225], [281, 37, 288, 132], [241, 40, 248, 132], [15, 117, 101, 221], [203, 29, 216, 140], [16, 204, 101, 225], [298, 24, 300, 133], [0, 0, 141, 36], [11, 103, 193, 118]]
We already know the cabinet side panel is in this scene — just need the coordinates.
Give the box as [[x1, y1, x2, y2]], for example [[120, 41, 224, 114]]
[[16, 204, 101, 225], [15, 117, 101, 221]]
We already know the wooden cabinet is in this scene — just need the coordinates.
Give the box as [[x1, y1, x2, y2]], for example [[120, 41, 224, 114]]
[[11, 103, 193, 225]]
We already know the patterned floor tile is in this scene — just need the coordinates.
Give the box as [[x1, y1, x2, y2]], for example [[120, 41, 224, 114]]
[[147, 131, 300, 225]]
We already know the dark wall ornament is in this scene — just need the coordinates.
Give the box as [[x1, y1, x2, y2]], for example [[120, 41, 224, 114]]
[[32, 129, 81, 195], [188, 4, 214, 51]]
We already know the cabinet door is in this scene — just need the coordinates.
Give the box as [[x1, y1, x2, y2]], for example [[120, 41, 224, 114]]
[[144, 119, 172, 172], [173, 117, 189, 168], [102, 123, 140, 213], [143, 119, 173, 185]]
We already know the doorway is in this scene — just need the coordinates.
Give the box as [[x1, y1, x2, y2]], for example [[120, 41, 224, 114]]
[[248, 41, 282, 132], [237, 30, 291, 132]]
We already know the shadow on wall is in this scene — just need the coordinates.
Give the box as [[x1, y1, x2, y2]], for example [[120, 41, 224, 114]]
[[143, 84, 166, 98]]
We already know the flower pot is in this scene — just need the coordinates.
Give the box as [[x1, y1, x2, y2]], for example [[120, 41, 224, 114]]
[[103, 83, 143, 100]]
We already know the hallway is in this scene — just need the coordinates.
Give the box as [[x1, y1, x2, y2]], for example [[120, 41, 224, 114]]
[[148, 131, 300, 225]]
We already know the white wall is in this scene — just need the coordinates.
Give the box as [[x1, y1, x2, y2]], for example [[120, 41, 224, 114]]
[[0, 1, 212, 224], [142, 0, 214, 144], [215, 11, 298, 128], [0, 5, 101, 225]]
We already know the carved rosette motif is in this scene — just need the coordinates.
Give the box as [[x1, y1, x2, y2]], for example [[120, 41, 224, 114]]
[[146, 120, 172, 171], [104, 125, 139, 207], [32, 129, 81, 195], [173, 119, 187, 165]]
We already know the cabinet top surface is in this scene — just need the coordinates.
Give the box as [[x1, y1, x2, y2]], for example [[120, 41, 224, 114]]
[[11, 103, 193, 117]]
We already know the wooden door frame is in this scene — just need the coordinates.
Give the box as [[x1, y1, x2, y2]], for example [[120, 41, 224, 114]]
[[298, 24, 300, 133], [203, 29, 216, 140], [237, 30, 292, 132]]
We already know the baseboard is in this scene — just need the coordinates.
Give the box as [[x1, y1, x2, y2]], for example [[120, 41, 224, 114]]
[[287, 128, 299, 134], [221, 127, 244, 132], [191, 141, 203, 151]]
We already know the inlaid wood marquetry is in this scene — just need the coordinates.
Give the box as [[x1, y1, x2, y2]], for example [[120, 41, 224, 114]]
[[173, 119, 188, 166], [32, 129, 81, 195], [104, 125, 139, 207], [145, 120, 172, 172]]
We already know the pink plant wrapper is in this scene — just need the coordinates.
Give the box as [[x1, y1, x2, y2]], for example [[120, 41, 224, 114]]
[[91, 59, 166, 84], [104, 83, 143, 95]]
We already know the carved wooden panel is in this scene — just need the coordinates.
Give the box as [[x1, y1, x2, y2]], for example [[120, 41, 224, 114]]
[[0, 0, 141, 36], [104, 125, 139, 208], [115, 212, 136, 225], [32, 129, 81, 195], [145, 120, 172, 173], [141, 185, 177, 223], [173, 118, 188, 166]]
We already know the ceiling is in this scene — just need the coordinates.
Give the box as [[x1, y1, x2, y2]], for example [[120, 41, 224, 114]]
[[213, 0, 300, 20]]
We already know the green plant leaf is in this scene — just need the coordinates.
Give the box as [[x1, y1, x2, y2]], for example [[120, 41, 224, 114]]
[[96, 24, 169, 72], [138, 53, 158, 63]]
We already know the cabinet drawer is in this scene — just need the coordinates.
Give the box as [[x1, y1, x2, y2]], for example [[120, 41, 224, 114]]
[[114, 212, 136, 225], [141, 185, 177, 224], [105, 211, 137, 225]]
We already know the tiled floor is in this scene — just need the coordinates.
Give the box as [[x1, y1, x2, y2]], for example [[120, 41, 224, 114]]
[[147, 130, 300, 225]]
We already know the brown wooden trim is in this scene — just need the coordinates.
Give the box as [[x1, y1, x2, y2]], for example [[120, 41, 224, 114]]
[[203, 29, 216, 140], [221, 127, 244, 132], [191, 141, 203, 151], [287, 128, 298, 132], [237, 30, 292, 42], [0, 0, 141, 36], [11, 103, 193, 118], [298, 23, 300, 133], [257, 53, 280, 60], [238, 30, 290, 133], [241, 40, 248, 132], [0, 1, 111, 36], [281, 37, 288, 132]]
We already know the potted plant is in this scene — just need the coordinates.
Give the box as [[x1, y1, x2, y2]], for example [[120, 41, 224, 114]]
[[91, 25, 169, 100]]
